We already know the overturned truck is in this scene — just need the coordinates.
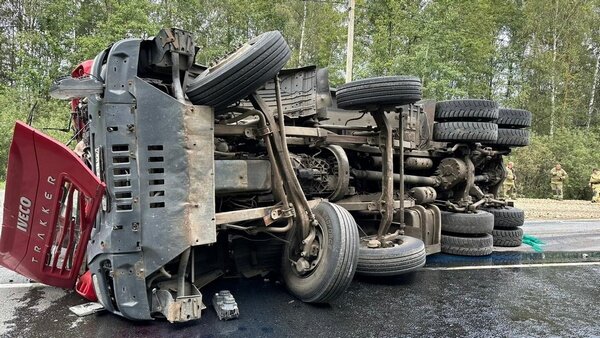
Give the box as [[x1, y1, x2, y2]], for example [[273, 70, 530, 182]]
[[0, 29, 530, 322]]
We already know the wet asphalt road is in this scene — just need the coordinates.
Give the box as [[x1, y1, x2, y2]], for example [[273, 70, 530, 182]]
[[1, 265, 600, 337], [2, 191, 600, 337]]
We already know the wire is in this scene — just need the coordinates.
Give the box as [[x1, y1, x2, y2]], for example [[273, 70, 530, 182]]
[[344, 111, 367, 126], [356, 223, 369, 237], [261, 230, 291, 244], [65, 121, 90, 147], [83, 72, 103, 82]]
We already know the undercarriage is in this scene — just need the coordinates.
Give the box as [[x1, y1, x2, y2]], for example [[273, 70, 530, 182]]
[[0, 28, 531, 322]]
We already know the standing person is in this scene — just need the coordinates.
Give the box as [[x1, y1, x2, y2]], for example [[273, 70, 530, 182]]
[[550, 163, 568, 200], [590, 168, 600, 203], [502, 161, 517, 199]]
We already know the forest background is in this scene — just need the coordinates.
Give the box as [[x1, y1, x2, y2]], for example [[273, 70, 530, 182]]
[[1, 0, 600, 199]]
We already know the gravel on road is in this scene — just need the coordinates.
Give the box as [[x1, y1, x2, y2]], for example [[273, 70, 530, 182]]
[[513, 198, 600, 220]]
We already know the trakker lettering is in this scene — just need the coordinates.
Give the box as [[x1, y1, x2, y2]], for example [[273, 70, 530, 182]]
[[29, 176, 57, 264], [16, 197, 32, 232], [0, 121, 105, 289]]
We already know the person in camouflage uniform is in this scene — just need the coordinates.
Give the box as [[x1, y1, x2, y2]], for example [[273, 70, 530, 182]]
[[589, 168, 600, 203], [502, 161, 517, 199], [550, 163, 568, 200]]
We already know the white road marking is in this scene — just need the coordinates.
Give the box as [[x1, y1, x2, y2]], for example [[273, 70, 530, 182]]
[[0, 282, 44, 289], [422, 261, 600, 271], [525, 219, 600, 224]]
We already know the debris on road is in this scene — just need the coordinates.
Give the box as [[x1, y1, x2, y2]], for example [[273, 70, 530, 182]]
[[212, 290, 239, 321], [69, 302, 105, 317]]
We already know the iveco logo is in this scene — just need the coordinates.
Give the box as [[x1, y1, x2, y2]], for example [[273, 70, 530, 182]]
[[16, 196, 32, 232]]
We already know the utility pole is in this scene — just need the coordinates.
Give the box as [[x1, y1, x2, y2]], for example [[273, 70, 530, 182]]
[[298, 0, 307, 67], [345, 0, 355, 83]]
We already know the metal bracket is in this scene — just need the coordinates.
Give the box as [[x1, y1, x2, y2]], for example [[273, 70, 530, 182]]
[[151, 282, 206, 323], [263, 205, 295, 226], [256, 126, 272, 137]]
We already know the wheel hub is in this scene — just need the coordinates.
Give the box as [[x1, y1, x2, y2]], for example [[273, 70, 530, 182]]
[[292, 224, 324, 275]]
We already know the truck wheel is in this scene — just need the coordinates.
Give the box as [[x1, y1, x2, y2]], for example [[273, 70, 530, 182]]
[[481, 206, 525, 229], [440, 210, 494, 234], [492, 228, 523, 247], [441, 234, 493, 256], [496, 108, 532, 128], [434, 99, 498, 122], [336, 76, 422, 110], [433, 121, 498, 143], [186, 31, 291, 109], [356, 235, 426, 276], [282, 201, 359, 303], [491, 128, 530, 147]]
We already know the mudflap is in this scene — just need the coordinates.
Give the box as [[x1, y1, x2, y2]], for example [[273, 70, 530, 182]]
[[403, 204, 442, 255], [0, 122, 105, 288]]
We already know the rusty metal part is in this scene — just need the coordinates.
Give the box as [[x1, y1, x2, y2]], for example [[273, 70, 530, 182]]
[[265, 205, 296, 225], [222, 219, 293, 234], [299, 226, 317, 268], [324, 145, 350, 201], [351, 169, 440, 186], [223, 108, 291, 213], [405, 157, 433, 171], [214, 123, 417, 149], [470, 197, 487, 211], [336, 199, 413, 211], [459, 153, 476, 203], [409, 187, 437, 204], [151, 281, 205, 323], [436, 158, 468, 190], [275, 77, 311, 222], [171, 53, 185, 103], [434, 199, 466, 212], [398, 109, 405, 228], [371, 110, 394, 240], [474, 145, 510, 157], [214, 160, 271, 194], [317, 124, 376, 131], [470, 184, 486, 200], [216, 206, 288, 225], [248, 93, 314, 238], [402, 204, 441, 255], [362, 230, 402, 249], [217, 199, 320, 226], [177, 248, 191, 298]]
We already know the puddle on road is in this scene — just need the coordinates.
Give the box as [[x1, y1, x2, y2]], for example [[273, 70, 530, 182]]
[[425, 251, 600, 267], [1, 286, 70, 338]]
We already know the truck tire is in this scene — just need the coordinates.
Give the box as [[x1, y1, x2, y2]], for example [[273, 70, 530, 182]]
[[434, 99, 498, 122], [441, 234, 493, 256], [433, 121, 497, 143], [356, 235, 426, 276], [282, 201, 359, 303], [492, 128, 530, 147], [336, 76, 422, 110], [481, 206, 525, 229], [492, 228, 523, 247], [496, 108, 532, 128], [186, 31, 291, 109], [440, 210, 494, 234]]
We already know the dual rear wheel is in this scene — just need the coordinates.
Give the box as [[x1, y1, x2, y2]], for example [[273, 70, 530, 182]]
[[433, 100, 532, 147]]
